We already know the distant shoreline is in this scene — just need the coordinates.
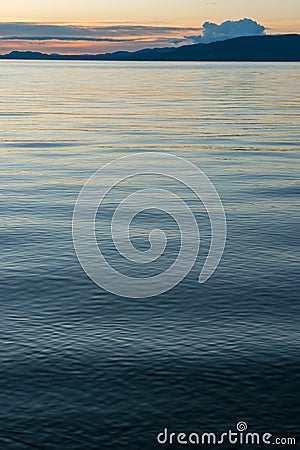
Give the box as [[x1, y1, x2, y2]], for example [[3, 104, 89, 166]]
[[1, 34, 299, 62]]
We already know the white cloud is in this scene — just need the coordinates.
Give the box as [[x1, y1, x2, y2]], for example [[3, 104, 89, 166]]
[[186, 18, 265, 44]]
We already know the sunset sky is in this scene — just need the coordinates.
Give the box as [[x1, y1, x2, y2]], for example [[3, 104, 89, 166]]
[[1, 0, 300, 54]]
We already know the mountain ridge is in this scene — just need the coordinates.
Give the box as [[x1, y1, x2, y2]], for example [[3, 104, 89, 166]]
[[1, 34, 299, 61]]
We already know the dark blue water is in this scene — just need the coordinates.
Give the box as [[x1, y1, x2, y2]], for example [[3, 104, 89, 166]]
[[0, 61, 299, 449]]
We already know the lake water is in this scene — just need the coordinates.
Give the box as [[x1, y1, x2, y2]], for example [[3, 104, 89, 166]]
[[0, 61, 299, 449]]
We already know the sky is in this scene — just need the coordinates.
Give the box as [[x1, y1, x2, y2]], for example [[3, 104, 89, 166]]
[[0, 0, 299, 54]]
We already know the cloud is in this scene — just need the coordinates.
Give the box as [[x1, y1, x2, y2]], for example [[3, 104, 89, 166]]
[[0, 22, 200, 53], [0, 22, 198, 39], [0, 36, 139, 43], [186, 18, 266, 44]]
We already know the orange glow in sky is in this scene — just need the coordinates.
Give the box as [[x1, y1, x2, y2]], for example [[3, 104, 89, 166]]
[[1, 0, 300, 24]]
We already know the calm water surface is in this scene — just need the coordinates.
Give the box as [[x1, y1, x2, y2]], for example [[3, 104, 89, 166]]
[[0, 61, 299, 449]]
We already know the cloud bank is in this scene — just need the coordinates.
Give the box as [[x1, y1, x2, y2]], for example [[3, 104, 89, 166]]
[[0, 23, 198, 40], [187, 18, 266, 44], [0, 22, 199, 53]]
